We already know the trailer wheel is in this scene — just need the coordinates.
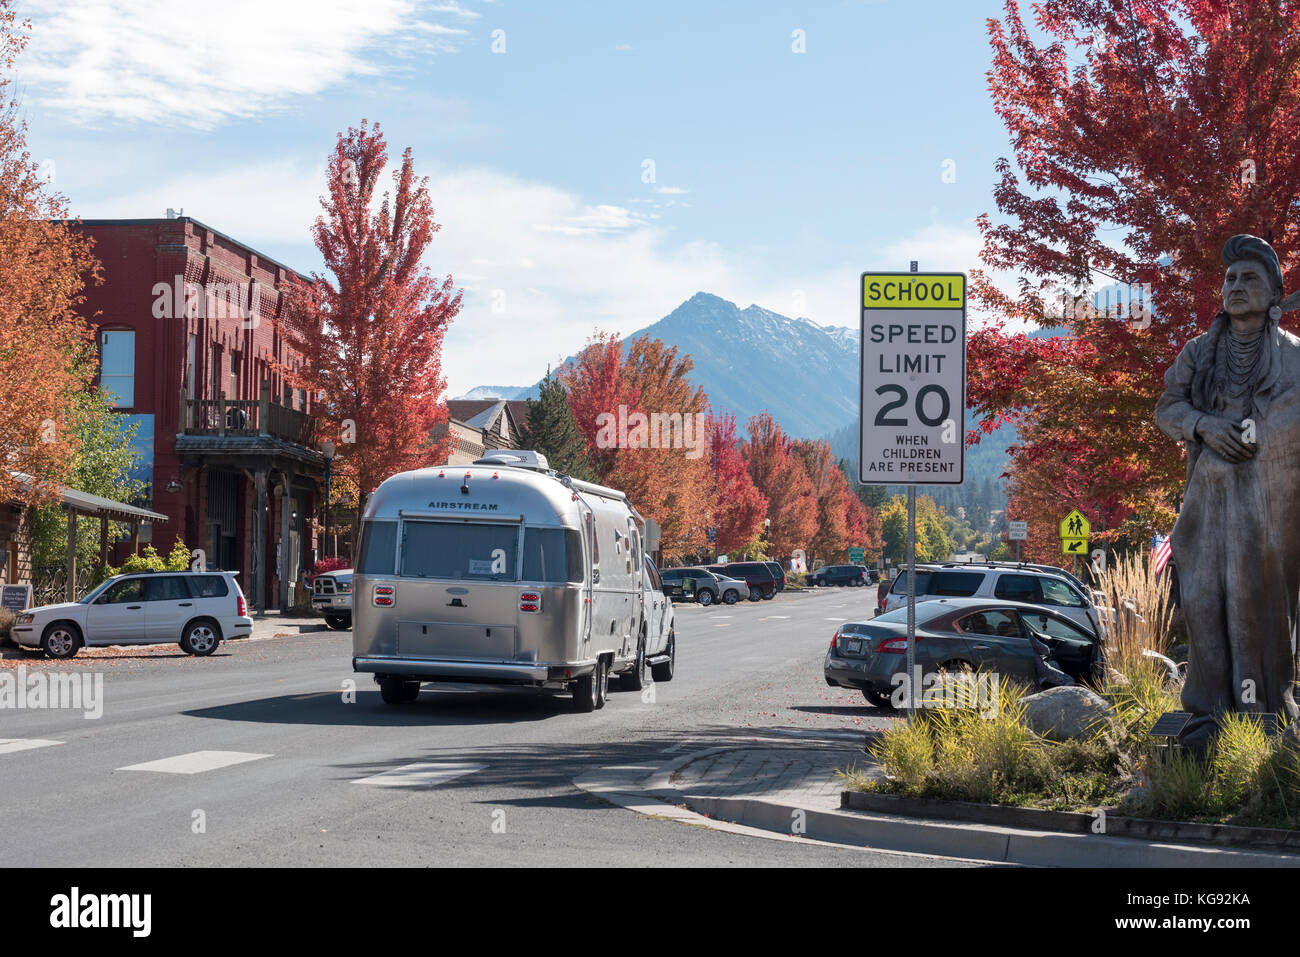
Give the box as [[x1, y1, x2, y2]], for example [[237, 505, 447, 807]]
[[572, 667, 598, 713], [651, 632, 675, 682], [379, 677, 408, 705], [622, 634, 647, 691]]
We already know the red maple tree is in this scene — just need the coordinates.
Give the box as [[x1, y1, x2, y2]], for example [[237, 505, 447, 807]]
[[705, 410, 768, 554], [970, 0, 1300, 545], [278, 121, 461, 540]]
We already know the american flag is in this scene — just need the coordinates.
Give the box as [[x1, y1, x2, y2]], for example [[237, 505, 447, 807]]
[[1151, 533, 1172, 576]]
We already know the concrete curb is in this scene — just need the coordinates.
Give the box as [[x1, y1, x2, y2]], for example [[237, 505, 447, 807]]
[[587, 743, 1300, 867], [684, 794, 1300, 867], [842, 790, 1300, 853]]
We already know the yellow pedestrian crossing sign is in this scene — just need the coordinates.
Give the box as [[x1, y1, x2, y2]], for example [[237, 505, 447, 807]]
[[1059, 510, 1090, 540], [1062, 538, 1088, 555]]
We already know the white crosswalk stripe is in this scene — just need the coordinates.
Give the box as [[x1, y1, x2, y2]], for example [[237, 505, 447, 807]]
[[0, 738, 63, 755], [118, 750, 271, 774], [352, 762, 484, 789]]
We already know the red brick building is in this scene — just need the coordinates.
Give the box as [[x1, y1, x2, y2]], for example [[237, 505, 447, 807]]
[[70, 216, 325, 611]]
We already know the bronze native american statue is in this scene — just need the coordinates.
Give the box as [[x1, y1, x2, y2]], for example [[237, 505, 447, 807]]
[[1156, 234, 1300, 754]]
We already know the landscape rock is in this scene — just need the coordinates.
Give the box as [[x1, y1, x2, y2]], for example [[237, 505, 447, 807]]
[[1017, 685, 1116, 741]]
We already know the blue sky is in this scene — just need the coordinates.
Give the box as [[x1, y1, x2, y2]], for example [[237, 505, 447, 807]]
[[17, 0, 1024, 394]]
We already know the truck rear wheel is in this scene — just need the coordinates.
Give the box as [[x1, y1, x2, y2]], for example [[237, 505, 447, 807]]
[[622, 635, 647, 691], [651, 632, 675, 682], [697, 589, 714, 606]]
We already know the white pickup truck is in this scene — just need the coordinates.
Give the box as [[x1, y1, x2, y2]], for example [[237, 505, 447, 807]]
[[311, 569, 353, 630]]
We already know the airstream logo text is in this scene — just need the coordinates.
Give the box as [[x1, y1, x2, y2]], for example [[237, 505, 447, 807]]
[[426, 501, 500, 511]]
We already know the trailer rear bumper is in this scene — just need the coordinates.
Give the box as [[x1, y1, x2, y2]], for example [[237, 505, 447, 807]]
[[353, 655, 570, 684]]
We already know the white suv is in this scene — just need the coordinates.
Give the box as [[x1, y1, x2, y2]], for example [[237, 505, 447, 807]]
[[11, 570, 253, 659], [883, 564, 1103, 635]]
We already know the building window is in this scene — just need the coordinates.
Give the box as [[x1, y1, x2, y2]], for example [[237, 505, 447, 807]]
[[186, 334, 197, 399], [100, 331, 135, 408]]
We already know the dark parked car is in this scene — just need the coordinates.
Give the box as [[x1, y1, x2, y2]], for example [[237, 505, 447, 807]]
[[706, 562, 777, 601], [658, 567, 745, 606], [810, 564, 870, 587], [824, 597, 1103, 710], [764, 561, 786, 592]]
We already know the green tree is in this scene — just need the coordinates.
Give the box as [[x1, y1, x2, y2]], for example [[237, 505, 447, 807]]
[[31, 387, 144, 571], [518, 368, 594, 480], [879, 494, 956, 564]]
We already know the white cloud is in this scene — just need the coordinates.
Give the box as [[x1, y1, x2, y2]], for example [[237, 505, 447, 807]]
[[18, 0, 479, 129]]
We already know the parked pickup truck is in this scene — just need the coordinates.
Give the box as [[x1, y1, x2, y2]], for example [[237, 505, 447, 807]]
[[312, 569, 353, 629]]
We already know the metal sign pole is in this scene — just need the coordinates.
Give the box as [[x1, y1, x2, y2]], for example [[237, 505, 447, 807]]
[[907, 484, 917, 717]]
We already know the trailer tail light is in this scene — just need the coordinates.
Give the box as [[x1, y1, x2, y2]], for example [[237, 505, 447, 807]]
[[373, 584, 395, 607], [237, 595, 247, 617], [519, 592, 541, 613]]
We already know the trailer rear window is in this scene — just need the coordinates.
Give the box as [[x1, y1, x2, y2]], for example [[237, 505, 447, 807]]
[[400, 521, 519, 581], [522, 527, 584, 584]]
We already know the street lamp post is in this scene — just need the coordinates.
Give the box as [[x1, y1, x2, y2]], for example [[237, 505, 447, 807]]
[[321, 440, 336, 560]]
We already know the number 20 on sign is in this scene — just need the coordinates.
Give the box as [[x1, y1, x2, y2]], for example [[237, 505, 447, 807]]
[[858, 272, 966, 486]]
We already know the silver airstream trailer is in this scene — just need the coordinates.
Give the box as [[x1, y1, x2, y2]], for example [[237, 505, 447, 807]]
[[351, 451, 675, 712]]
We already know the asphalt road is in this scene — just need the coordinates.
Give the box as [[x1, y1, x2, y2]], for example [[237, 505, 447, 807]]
[[0, 585, 977, 867]]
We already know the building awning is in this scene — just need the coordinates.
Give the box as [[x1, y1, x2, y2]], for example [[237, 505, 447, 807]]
[[7, 471, 167, 524]]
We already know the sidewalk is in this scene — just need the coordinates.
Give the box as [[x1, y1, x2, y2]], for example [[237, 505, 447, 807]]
[[246, 610, 333, 641], [575, 736, 1300, 867]]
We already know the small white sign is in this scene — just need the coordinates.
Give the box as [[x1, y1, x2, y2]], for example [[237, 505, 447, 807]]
[[1008, 521, 1028, 541]]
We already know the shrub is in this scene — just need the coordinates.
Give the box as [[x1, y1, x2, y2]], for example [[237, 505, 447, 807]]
[[0, 607, 14, 639], [305, 556, 350, 585], [105, 539, 193, 578], [1211, 713, 1273, 811], [1123, 747, 1211, 821]]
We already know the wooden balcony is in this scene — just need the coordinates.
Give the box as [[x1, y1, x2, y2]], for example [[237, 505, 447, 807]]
[[179, 381, 315, 447]]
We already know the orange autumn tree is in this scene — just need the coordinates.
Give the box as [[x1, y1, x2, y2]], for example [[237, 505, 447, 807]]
[[278, 121, 461, 542], [563, 332, 711, 562], [794, 438, 850, 566], [0, 3, 101, 506], [742, 412, 817, 559]]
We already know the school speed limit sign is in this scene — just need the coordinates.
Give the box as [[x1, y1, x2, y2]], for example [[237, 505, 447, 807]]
[[858, 272, 966, 486]]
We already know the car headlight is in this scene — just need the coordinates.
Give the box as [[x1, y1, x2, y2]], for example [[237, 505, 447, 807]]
[[16, 612, 34, 624]]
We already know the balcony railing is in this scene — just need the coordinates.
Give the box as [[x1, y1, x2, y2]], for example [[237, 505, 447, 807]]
[[179, 381, 315, 446]]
